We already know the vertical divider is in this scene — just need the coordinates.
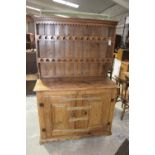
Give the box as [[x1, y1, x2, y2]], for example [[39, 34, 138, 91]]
[[35, 23, 41, 78], [81, 25, 84, 76], [73, 24, 75, 76], [53, 24, 56, 76]]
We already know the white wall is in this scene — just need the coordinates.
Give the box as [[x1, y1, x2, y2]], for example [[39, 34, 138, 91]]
[[114, 13, 129, 45]]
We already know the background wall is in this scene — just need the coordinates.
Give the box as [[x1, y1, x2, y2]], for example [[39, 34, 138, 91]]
[[115, 13, 129, 44]]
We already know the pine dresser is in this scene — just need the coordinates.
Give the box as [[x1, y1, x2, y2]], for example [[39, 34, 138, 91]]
[[33, 17, 118, 143]]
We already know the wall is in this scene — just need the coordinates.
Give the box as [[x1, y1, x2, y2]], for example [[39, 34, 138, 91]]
[[114, 13, 129, 45]]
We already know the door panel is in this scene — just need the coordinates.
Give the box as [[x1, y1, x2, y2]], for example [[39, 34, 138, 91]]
[[51, 103, 75, 130], [82, 90, 112, 130], [43, 101, 52, 137], [43, 92, 77, 103], [44, 94, 76, 137], [82, 94, 103, 127], [102, 92, 112, 130]]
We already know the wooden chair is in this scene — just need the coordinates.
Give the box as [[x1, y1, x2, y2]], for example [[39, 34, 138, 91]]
[[115, 76, 129, 120]]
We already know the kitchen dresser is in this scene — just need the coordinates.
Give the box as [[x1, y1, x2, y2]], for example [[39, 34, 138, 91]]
[[33, 17, 118, 143]]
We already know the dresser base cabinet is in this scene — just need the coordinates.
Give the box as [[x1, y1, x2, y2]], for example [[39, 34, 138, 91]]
[[34, 79, 117, 143]]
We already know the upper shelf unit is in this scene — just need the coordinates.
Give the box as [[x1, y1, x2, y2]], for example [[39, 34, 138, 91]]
[[34, 17, 117, 79]]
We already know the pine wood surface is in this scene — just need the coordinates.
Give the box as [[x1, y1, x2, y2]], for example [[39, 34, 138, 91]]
[[34, 79, 117, 142], [34, 17, 117, 79], [33, 17, 118, 142], [34, 79, 117, 92]]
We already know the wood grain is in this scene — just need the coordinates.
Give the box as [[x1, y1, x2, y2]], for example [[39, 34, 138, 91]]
[[34, 17, 117, 79], [33, 17, 117, 143], [34, 79, 117, 143]]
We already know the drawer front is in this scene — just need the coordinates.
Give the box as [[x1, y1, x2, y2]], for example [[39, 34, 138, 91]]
[[41, 91, 77, 103], [44, 94, 76, 137], [51, 102, 75, 130]]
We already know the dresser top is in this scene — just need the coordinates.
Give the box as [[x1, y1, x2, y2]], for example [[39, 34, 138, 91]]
[[34, 79, 117, 92]]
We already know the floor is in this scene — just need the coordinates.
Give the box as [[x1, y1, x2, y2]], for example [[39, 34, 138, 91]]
[[26, 95, 129, 155]]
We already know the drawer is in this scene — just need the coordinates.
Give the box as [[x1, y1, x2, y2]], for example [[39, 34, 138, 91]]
[[43, 92, 77, 103], [80, 89, 111, 96]]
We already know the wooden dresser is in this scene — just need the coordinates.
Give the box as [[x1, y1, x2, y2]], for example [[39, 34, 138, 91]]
[[33, 17, 118, 143]]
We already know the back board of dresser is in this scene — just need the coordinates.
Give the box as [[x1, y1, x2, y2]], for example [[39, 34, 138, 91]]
[[34, 17, 117, 79]]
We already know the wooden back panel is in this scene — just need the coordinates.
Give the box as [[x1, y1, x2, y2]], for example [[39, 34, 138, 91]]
[[34, 17, 117, 79]]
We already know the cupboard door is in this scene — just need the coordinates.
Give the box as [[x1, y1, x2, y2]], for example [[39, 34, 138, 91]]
[[82, 90, 112, 130], [82, 94, 103, 128], [37, 95, 53, 138], [101, 90, 113, 130], [43, 101, 53, 138], [44, 94, 76, 137], [51, 103, 74, 132]]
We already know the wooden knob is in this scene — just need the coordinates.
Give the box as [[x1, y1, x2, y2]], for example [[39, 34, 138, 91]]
[[82, 111, 87, 115], [42, 128, 46, 132], [107, 122, 111, 126], [111, 98, 115, 102]]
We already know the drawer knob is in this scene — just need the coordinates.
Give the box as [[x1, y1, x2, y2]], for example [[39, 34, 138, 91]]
[[42, 128, 46, 132], [107, 122, 111, 126], [111, 98, 115, 102], [39, 103, 44, 107], [82, 111, 87, 115]]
